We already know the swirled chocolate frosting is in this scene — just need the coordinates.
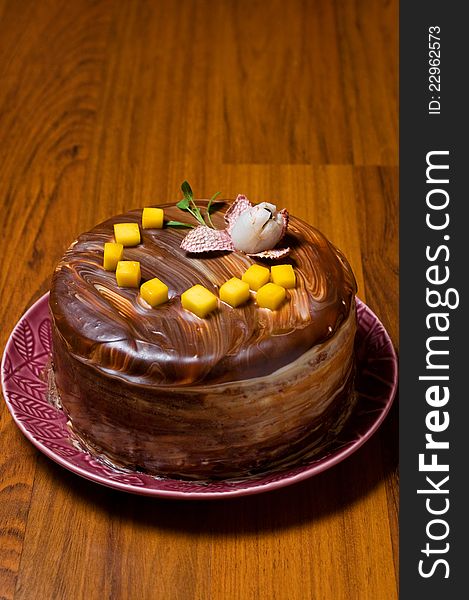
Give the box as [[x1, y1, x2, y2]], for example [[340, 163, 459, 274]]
[[49, 202, 357, 386]]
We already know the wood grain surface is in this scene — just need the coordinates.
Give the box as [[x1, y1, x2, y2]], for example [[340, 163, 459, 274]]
[[0, 1, 398, 599]]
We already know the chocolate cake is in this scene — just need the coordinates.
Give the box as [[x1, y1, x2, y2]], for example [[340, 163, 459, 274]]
[[48, 199, 358, 479]]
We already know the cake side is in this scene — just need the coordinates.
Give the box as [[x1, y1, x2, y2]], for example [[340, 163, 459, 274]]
[[50, 301, 357, 479]]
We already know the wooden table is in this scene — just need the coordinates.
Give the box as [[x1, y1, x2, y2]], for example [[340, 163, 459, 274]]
[[0, 1, 398, 598]]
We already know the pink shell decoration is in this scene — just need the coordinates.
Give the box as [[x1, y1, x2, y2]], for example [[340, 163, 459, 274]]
[[180, 226, 234, 253], [224, 195, 253, 233], [250, 247, 291, 259]]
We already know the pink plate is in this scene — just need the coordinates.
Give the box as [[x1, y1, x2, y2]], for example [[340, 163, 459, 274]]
[[1, 294, 397, 499]]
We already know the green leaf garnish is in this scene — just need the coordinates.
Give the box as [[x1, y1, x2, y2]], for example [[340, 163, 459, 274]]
[[207, 191, 221, 213], [176, 197, 191, 210], [172, 181, 223, 229], [206, 191, 221, 228], [166, 220, 194, 228], [181, 180, 193, 199]]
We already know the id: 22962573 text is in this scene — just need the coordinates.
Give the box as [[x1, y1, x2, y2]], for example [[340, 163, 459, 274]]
[[428, 26, 441, 115]]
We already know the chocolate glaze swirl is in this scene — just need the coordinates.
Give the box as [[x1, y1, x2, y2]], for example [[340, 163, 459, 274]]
[[49, 202, 357, 386]]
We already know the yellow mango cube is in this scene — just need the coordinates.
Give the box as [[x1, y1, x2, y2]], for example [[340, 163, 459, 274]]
[[242, 264, 270, 291], [142, 207, 164, 229], [116, 261, 141, 288], [140, 277, 169, 307], [181, 284, 218, 318], [103, 242, 124, 271], [271, 264, 296, 289], [256, 282, 286, 310], [219, 277, 250, 308], [114, 222, 141, 246]]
